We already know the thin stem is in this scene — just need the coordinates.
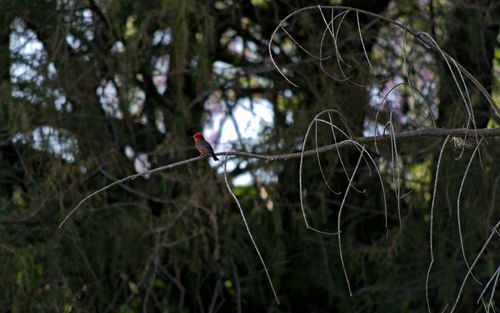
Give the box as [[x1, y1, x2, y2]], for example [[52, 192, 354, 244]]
[[426, 135, 450, 313], [223, 155, 280, 304], [450, 220, 500, 313], [338, 149, 365, 296], [456, 140, 484, 285]]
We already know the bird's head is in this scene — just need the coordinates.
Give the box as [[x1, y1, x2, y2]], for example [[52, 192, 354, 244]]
[[193, 131, 203, 142]]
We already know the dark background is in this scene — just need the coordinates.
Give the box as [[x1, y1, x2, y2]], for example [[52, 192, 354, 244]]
[[0, 0, 499, 312]]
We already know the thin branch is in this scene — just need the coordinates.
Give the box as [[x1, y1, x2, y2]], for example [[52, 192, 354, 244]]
[[268, 6, 500, 117], [426, 135, 450, 313], [389, 113, 402, 228], [316, 110, 366, 193], [450, 220, 500, 313], [58, 155, 205, 228], [477, 266, 500, 307], [317, 7, 351, 81], [338, 148, 365, 296], [299, 110, 367, 235], [356, 11, 373, 72], [485, 266, 499, 313], [374, 82, 411, 153], [319, 18, 350, 82], [223, 155, 280, 304], [315, 119, 341, 195], [456, 139, 484, 285], [58, 127, 500, 228]]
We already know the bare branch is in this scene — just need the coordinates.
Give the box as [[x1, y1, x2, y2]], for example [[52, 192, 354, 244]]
[[268, 6, 499, 117], [223, 155, 280, 304], [456, 139, 484, 285], [356, 11, 373, 72], [58, 155, 206, 228], [426, 135, 450, 313], [338, 149, 365, 296], [59, 127, 500, 228], [450, 220, 500, 313]]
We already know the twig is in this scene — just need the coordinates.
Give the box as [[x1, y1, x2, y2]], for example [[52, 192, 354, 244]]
[[485, 266, 499, 313], [426, 135, 450, 313], [317, 7, 351, 81], [223, 155, 280, 304], [338, 149, 365, 296], [58, 155, 205, 228], [477, 266, 500, 308], [450, 220, 500, 313], [356, 11, 373, 72], [299, 110, 358, 235], [318, 15, 350, 82], [389, 113, 402, 228], [315, 119, 341, 195], [268, 6, 500, 118], [456, 139, 484, 285], [322, 115, 367, 194]]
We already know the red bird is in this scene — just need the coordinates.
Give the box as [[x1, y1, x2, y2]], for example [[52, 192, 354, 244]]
[[193, 132, 219, 161]]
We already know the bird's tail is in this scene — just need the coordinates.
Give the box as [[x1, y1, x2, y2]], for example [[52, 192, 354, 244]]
[[212, 154, 219, 161]]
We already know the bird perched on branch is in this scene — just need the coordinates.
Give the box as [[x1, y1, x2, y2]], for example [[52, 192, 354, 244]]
[[192, 132, 219, 161]]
